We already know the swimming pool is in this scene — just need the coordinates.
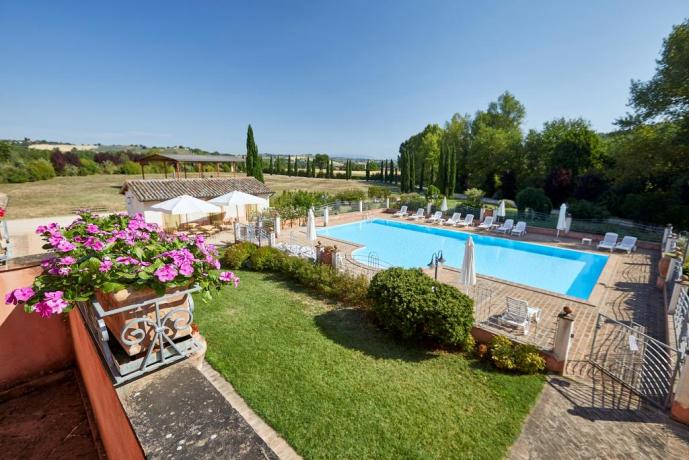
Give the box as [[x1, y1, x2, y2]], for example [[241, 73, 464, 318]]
[[317, 219, 608, 299]]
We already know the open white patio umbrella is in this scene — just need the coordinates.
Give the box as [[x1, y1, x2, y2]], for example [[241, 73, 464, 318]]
[[496, 200, 506, 222], [461, 236, 476, 286], [440, 196, 448, 212], [151, 195, 221, 229], [323, 206, 329, 226], [556, 203, 568, 240], [306, 208, 317, 241], [209, 191, 268, 221]]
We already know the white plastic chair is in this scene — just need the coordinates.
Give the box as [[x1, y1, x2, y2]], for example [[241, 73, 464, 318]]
[[496, 219, 514, 234], [442, 212, 462, 226], [477, 216, 494, 230], [427, 211, 443, 223], [408, 208, 425, 220], [457, 214, 474, 227], [498, 297, 540, 335], [614, 236, 637, 254], [393, 206, 408, 217], [597, 232, 618, 252], [511, 221, 527, 236]]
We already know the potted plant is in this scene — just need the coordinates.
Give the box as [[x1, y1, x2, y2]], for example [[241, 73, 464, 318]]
[[4, 211, 239, 356]]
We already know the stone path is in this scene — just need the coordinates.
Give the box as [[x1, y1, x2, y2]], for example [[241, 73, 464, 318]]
[[509, 236, 689, 458]]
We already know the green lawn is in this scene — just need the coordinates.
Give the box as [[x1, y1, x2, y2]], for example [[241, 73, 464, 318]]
[[195, 271, 543, 459]]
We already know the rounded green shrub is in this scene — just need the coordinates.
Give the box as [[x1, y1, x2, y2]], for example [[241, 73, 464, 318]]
[[368, 268, 474, 348], [222, 242, 258, 269], [489, 336, 516, 370], [247, 246, 286, 271], [515, 187, 552, 213], [26, 159, 56, 181], [489, 336, 545, 374], [514, 344, 546, 374]]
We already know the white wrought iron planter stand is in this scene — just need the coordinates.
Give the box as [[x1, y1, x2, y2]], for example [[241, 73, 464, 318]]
[[78, 284, 201, 386]]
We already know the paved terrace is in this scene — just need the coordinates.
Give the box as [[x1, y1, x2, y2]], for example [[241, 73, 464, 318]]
[[278, 209, 650, 358]]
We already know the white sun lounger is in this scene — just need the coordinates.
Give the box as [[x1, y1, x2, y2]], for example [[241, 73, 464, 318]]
[[496, 219, 514, 234], [457, 214, 474, 227], [477, 216, 494, 230], [442, 212, 462, 226], [393, 205, 408, 217], [498, 297, 541, 335], [511, 221, 527, 236], [614, 236, 637, 254], [408, 208, 425, 220], [597, 232, 618, 252], [426, 211, 443, 223]]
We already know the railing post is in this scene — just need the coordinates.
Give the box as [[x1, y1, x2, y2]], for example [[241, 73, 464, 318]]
[[663, 224, 673, 247], [552, 308, 576, 374], [669, 282, 683, 315], [233, 222, 241, 243], [671, 357, 689, 426], [269, 232, 276, 247], [274, 215, 281, 238]]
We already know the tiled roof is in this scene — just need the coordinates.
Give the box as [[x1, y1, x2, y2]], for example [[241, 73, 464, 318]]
[[140, 153, 245, 163], [121, 178, 273, 202]]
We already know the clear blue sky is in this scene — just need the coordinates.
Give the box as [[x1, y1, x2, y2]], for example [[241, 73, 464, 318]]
[[1, 1, 687, 158]]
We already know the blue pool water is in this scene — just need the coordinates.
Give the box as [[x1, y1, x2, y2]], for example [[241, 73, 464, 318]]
[[317, 219, 608, 299]]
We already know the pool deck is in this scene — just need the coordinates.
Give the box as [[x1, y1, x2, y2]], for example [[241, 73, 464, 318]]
[[277, 209, 665, 363]]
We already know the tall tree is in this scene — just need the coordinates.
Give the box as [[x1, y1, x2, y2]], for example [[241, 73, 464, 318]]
[[269, 155, 274, 174], [365, 160, 370, 181], [306, 156, 311, 177], [287, 155, 292, 177], [245, 124, 263, 182]]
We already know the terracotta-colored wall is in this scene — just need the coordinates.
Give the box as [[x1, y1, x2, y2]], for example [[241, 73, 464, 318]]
[[69, 308, 144, 460], [0, 266, 74, 389]]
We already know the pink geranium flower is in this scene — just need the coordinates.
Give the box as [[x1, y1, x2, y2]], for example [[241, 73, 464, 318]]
[[56, 240, 76, 252], [83, 237, 105, 251], [86, 224, 100, 234], [154, 264, 178, 282], [5, 287, 35, 305], [99, 258, 113, 273], [219, 271, 240, 287], [178, 263, 194, 277], [33, 291, 69, 318], [59, 256, 77, 265]]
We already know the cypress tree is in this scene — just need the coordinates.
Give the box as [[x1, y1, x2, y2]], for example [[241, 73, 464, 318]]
[[287, 156, 292, 176], [306, 157, 311, 178], [365, 160, 370, 181], [269, 155, 274, 174], [246, 124, 263, 182], [419, 160, 425, 192]]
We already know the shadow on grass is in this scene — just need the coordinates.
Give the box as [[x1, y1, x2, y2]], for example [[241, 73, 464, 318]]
[[314, 308, 436, 362], [256, 272, 435, 362]]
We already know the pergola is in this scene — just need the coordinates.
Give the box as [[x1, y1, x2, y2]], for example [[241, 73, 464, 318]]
[[136, 152, 245, 179]]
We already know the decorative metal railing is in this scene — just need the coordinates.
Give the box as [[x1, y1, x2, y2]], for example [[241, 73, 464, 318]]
[[674, 286, 689, 355], [78, 284, 201, 386]]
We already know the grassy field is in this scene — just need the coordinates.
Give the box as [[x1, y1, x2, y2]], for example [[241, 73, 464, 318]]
[[3, 173, 394, 219], [195, 271, 544, 460]]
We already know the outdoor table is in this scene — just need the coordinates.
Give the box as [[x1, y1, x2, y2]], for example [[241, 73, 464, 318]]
[[187, 222, 199, 228]]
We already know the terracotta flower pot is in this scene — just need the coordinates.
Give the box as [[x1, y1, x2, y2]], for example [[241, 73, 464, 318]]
[[95, 285, 192, 357], [658, 255, 672, 280]]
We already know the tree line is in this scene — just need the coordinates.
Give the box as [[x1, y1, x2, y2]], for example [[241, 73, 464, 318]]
[[396, 19, 689, 228]]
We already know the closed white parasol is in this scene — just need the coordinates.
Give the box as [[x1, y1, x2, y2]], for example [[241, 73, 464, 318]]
[[306, 208, 317, 241], [461, 236, 476, 286], [556, 203, 568, 240]]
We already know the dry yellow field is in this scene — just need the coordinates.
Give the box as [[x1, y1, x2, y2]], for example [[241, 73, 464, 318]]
[[3, 173, 391, 219]]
